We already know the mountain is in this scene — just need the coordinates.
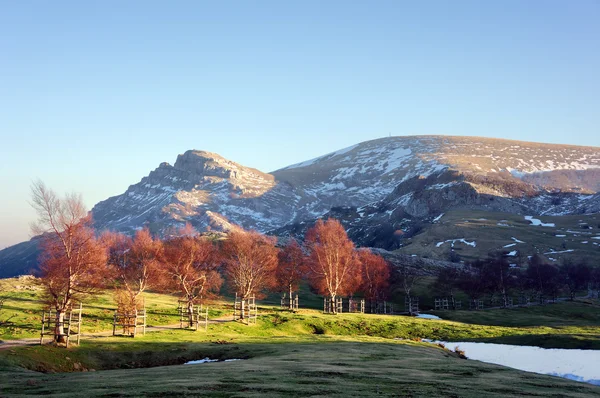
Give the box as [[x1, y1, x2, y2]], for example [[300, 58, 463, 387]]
[[2, 135, 600, 277], [92, 150, 291, 234]]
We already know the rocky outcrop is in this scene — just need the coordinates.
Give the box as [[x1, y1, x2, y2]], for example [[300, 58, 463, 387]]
[[92, 150, 291, 235]]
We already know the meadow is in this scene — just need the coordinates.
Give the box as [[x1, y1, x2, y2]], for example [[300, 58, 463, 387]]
[[1, 276, 600, 397]]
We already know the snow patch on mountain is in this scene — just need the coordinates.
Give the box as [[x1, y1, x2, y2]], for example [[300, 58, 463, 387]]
[[283, 144, 360, 170], [525, 216, 556, 227], [436, 239, 477, 248]]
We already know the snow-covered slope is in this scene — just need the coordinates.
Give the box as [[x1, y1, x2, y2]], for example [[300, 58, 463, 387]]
[[272, 136, 600, 232], [275, 135, 600, 195]]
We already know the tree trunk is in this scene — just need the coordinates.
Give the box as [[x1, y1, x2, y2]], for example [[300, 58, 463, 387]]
[[289, 285, 293, 311], [55, 310, 66, 343], [187, 300, 194, 328], [331, 294, 336, 314]]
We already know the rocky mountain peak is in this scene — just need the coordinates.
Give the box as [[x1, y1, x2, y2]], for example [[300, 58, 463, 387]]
[[173, 150, 274, 184]]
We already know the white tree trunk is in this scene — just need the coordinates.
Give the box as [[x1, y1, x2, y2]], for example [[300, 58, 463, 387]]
[[55, 310, 66, 343], [187, 300, 194, 328]]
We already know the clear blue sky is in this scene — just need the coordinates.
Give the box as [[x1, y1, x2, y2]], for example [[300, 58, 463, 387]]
[[1, 0, 599, 248]]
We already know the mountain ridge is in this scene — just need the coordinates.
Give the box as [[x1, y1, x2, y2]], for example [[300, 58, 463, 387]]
[[2, 135, 600, 277]]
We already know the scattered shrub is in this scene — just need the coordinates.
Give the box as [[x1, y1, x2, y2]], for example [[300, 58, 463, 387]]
[[454, 347, 467, 359]]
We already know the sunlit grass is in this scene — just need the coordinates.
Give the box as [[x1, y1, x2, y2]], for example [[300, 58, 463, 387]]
[[2, 275, 600, 396]]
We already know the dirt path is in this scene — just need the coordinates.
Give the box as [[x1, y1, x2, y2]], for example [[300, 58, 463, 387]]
[[0, 315, 235, 350]]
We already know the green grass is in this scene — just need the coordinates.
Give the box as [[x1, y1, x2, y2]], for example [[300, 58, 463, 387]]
[[1, 277, 600, 396], [1, 321, 599, 397], [0, 276, 228, 340], [2, 304, 600, 369], [2, 339, 599, 397]]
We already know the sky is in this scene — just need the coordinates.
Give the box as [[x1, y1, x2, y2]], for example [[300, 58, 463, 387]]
[[0, 0, 599, 249]]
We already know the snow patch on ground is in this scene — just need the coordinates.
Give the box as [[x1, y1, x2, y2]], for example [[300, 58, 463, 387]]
[[416, 314, 441, 320], [381, 147, 413, 173], [506, 251, 518, 256], [436, 239, 477, 248], [503, 243, 516, 248], [433, 213, 444, 222], [426, 182, 458, 190], [525, 216, 556, 227], [511, 237, 525, 243], [544, 249, 575, 254], [185, 358, 219, 365], [436, 342, 600, 387]]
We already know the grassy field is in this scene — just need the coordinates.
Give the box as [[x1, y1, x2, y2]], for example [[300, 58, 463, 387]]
[[0, 276, 230, 340], [396, 209, 600, 264], [1, 277, 600, 396], [3, 338, 599, 397]]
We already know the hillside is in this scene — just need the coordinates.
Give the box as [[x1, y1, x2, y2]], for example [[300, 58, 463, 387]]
[[2, 135, 600, 277], [92, 135, 600, 237], [395, 209, 600, 265]]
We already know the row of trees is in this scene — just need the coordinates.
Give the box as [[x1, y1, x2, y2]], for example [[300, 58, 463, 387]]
[[31, 182, 392, 342], [434, 253, 600, 306]]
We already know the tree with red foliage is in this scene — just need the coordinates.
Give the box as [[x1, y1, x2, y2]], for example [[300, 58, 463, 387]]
[[102, 231, 132, 277], [222, 230, 278, 307], [103, 228, 162, 314], [31, 181, 108, 343], [160, 231, 222, 327], [129, 228, 163, 297], [356, 249, 390, 302], [304, 219, 360, 312], [101, 231, 133, 318], [276, 239, 305, 310]]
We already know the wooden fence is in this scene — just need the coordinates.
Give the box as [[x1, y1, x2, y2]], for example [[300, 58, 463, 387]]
[[40, 302, 82, 348], [113, 308, 146, 337]]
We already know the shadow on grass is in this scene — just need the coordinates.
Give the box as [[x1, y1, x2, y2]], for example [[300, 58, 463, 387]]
[[465, 333, 600, 350], [1, 339, 599, 398], [433, 301, 600, 328]]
